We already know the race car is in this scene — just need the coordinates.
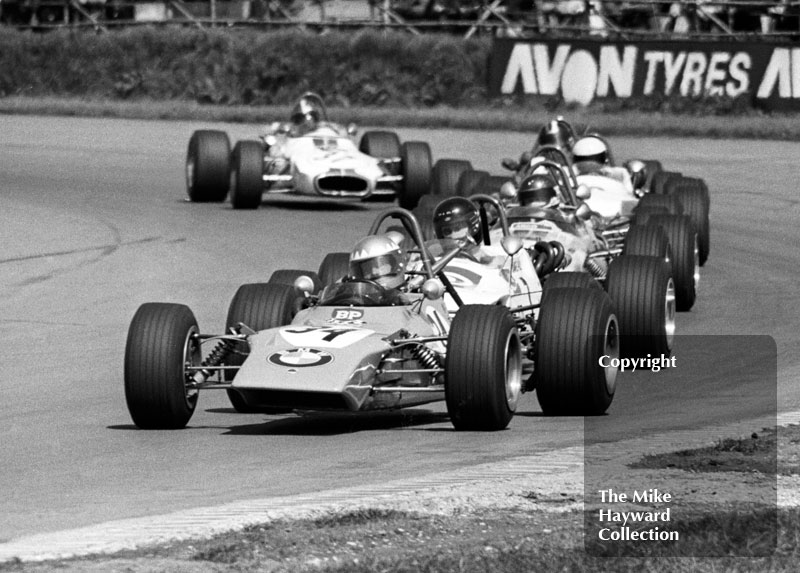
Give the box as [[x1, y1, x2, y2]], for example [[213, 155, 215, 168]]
[[475, 157, 677, 359], [124, 208, 620, 432], [185, 92, 433, 210]]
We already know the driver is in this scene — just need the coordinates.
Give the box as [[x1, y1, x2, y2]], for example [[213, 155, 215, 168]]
[[536, 117, 576, 152], [432, 196, 497, 264], [290, 97, 321, 136], [348, 234, 408, 304], [572, 135, 633, 189], [518, 173, 560, 209]]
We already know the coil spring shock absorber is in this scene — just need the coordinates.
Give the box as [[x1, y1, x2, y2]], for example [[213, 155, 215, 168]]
[[191, 338, 235, 385], [410, 342, 441, 370], [585, 257, 606, 280]]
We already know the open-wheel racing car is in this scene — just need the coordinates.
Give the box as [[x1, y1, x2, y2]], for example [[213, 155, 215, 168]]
[[124, 208, 621, 432], [475, 155, 677, 359], [185, 92, 433, 210]]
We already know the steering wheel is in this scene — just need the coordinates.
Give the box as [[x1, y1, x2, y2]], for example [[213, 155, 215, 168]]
[[343, 277, 385, 290]]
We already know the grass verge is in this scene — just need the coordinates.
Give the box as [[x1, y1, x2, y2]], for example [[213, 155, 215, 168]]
[[4, 96, 800, 140]]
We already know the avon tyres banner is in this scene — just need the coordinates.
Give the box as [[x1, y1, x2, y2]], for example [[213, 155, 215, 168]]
[[489, 37, 800, 111]]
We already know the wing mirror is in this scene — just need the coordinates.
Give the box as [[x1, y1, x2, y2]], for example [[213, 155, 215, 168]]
[[501, 236, 523, 256], [499, 181, 518, 201], [421, 278, 445, 300], [575, 184, 592, 200], [501, 158, 519, 171], [293, 275, 316, 296], [347, 123, 358, 136], [576, 203, 593, 221]]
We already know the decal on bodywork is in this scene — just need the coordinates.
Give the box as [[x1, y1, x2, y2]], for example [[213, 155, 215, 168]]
[[327, 308, 366, 326], [279, 326, 374, 348], [443, 265, 483, 288], [268, 347, 333, 368]]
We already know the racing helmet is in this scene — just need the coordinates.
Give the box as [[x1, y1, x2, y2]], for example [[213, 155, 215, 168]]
[[518, 174, 558, 208], [290, 97, 321, 134], [624, 159, 647, 191], [349, 234, 405, 290], [432, 196, 481, 243], [537, 118, 576, 151], [572, 136, 610, 165]]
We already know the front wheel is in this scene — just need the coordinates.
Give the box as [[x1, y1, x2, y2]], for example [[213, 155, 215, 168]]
[[533, 287, 619, 415], [445, 305, 522, 431], [225, 283, 300, 412], [230, 140, 264, 210], [186, 130, 230, 203], [398, 141, 433, 210], [124, 303, 200, 429]]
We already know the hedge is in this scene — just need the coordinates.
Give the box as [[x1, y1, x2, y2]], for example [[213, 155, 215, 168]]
[[0, 27, 491, 107]]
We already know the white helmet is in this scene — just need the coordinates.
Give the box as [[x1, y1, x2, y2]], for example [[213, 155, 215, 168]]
[[572, 136, 610, 165], [349, 235, 405, 290]]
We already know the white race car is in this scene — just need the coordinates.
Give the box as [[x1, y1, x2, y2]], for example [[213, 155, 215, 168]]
[[185, 92, 433, 210]]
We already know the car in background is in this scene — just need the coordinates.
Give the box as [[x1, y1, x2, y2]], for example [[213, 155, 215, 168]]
[[185, 92, 433, 210]]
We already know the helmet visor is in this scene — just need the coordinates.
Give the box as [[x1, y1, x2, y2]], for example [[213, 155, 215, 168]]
[[350, 254, 403, 281]]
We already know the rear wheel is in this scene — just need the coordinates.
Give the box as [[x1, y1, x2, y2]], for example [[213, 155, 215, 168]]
[[359, 130, 401, 160], [432, 159, 472, 197], [230, 140, 264, 210], [445, 305, 522, 431], [533, 287, 619, 415], [647, 214, 698, 311], [456, 169, 489, 197], [268, 269, 323, 294], [543, 271, 599, 292], [671, 183, 710, 266], [623, 224, 671, 263], [318, 252, 351, 287], [225, 283, 299, 412], [650, 170, 682, 195], [411, 195, 440, 241], [637, 193, 683, 215], [186, 130, 230, 202], [398, 141, 432, 210], [605, 255, 675, 358], [124, 303, 200, 429]]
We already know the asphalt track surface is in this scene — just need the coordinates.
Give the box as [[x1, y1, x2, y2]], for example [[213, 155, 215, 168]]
[[0, 115, 797, 544]]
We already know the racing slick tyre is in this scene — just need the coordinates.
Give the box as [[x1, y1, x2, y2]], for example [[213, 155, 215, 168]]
[[650, 170, 682, 195], [646, 214, 698, 312], [543, 272, 600, 292], [318, 252, 352, 287], [605, 255, 675, 359], [622, 224, 671, 263], [632, 205, 669, 226], [186, 130, 230, 203], [359, 130, 401, 162], [398, 141, 433, 210], [268, 269, 323, 294], [230, 140, 264, 210], [636, 193, 683, 215], [533, 287, 619, 415], [411, 195, 440, 241], [456, 169, 489, 197], [641, 159, 663, 193], [670, 184, 710, 266], [483, 175, 512, 196], [124, 303, 201, 429], [224, 283, 299, 412], [445, 305, 522, 431], [432, 159, 472, 196]]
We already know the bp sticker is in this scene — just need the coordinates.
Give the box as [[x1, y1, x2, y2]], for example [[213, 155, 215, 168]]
[[268, 347, 334, 368]]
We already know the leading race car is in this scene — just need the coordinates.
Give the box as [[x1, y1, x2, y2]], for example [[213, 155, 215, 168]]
[[124, 208, 620, 433], [185, 92, 433, 210]]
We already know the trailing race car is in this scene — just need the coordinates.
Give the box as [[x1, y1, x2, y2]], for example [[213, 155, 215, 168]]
[[124, 208, 620, 432], [185, 92, 433, 210], [481, 157, 676, 359]]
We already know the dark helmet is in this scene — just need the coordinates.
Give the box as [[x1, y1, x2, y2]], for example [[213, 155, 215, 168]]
[[433, 197, 481, 242], [537, 118, 576, 151], [290, 96, 322, 133], [518, 173, 557, 207]]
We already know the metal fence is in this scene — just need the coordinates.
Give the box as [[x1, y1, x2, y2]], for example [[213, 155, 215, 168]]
[[1, 0, 798, 38]]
